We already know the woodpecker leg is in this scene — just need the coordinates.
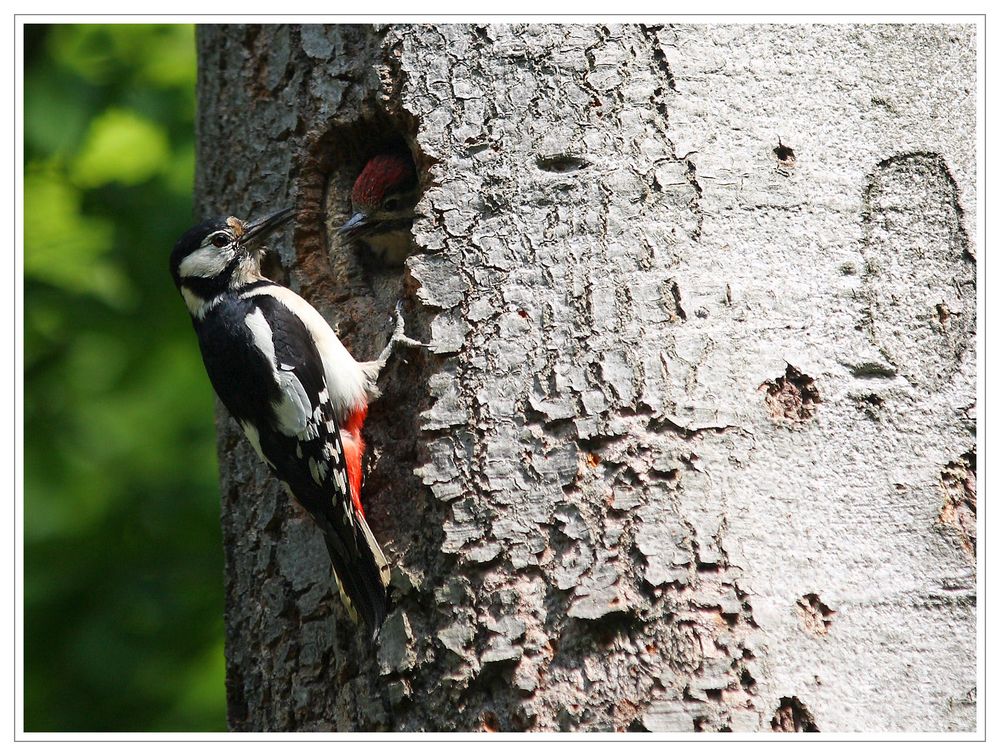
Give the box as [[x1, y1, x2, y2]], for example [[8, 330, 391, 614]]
[[360, 302, 428, 391], [387, 301, 427, 352]]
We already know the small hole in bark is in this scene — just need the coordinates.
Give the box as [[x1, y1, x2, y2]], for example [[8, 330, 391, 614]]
[[936, 302, 951, 328], [771, 696, 819, 732], [680, 452, 700, 470], [464, 138, 492, 156], [774, 139, 796, 168], [856, 392, 884, 420], [663, 279, 687, 321], [761, 365, 820, 422], [940, 447, 976, 560], [796, 593, 835, 636], [649, 467, 680, 483], [536, 154, 590, 173]]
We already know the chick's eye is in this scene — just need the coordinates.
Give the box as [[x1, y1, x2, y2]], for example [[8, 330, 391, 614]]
[[382, 197, 399, 212], [211, 235, 230, 248]]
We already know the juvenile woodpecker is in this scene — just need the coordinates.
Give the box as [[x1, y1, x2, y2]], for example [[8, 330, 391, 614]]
[[339, 152, 419, 267], [170, 208, 419, 638]]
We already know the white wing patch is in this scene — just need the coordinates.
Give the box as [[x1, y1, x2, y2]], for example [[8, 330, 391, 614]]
[[241, 285, 369, 418], [244, 307, 315, 438], [244, 307, 278, 364], [274, 368, 314, 437]]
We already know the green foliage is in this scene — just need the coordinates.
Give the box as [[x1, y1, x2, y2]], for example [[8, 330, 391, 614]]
[[24, 24, 227, 731], [72, 109, 172, 188]]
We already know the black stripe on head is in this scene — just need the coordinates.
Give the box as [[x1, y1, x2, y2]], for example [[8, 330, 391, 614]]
[[170, 217, 229, 287], [179, 268, 232, 301]]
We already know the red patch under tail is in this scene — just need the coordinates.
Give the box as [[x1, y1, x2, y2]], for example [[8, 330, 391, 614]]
[[341, 406, 368, 516]]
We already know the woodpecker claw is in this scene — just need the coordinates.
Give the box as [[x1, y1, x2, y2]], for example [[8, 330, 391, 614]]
[[389, 301, 428, 350], [368, 302, 427, 377]]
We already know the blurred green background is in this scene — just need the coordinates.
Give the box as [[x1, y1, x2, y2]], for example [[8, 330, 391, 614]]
[[24, 24, 227, 731]]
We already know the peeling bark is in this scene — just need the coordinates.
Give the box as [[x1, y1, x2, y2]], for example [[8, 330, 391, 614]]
[[195, 23, 976, 732]]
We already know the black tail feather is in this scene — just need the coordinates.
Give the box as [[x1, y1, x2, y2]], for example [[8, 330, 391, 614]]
[[322, 523, 389, 641]]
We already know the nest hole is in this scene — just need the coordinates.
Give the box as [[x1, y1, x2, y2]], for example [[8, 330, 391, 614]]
[[297, 113, 427, 308]]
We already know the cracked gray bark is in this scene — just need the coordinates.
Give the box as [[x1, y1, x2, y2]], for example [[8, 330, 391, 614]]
[[194, 24, 977, 732]]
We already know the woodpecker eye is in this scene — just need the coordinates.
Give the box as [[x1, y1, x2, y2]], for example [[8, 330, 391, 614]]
[[211, 234, 230, 248], [382, 197, 399, 212]]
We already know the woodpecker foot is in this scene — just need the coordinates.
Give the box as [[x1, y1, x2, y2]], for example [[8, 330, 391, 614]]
[[367, 302, 427, 378], [388, 300, 428, 351]]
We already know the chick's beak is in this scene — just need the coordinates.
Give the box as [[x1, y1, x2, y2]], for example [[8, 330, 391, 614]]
[[338, 212, 370, 239], [242, 207, 295, 248]]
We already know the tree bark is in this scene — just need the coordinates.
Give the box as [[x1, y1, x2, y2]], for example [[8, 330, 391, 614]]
[[194, 23, 977, 732]]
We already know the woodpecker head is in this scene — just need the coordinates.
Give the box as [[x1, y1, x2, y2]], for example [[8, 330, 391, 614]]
[[338, 153, 418, 264], [170, 207, 293, 316]]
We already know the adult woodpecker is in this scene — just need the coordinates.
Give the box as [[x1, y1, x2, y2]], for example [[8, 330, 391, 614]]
[[170, 208, 420, 639], [339, 152, 419, 267]]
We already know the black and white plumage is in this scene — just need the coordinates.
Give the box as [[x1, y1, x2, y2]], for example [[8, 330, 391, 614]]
[[170, 209, 404, 638]]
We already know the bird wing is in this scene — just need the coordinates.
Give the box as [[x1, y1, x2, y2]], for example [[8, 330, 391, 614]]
[[199, 292, 389, 636]]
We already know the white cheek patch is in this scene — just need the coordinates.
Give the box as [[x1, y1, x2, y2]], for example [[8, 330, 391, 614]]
[[178, 244, 234, 279]]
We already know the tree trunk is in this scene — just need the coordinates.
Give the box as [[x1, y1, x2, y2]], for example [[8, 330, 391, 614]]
[[194, 23, 976, 732]]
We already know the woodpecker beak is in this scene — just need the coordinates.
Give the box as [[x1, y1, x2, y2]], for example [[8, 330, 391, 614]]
[[241, 207, 295, 248], [338, 212, 371, 239]]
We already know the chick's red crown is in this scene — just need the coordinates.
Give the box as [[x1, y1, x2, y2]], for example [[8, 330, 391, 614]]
[[351, 153, 416, 208]]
